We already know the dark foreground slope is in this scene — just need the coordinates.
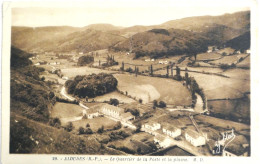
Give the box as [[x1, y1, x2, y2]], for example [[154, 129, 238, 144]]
[[9, 47, 124, 155]]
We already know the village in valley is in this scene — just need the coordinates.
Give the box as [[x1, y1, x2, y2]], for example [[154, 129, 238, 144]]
[[9, 7, 251, 157]]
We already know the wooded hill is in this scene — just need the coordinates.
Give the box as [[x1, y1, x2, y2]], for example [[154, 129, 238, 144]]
[[11, 10, 250, 57]]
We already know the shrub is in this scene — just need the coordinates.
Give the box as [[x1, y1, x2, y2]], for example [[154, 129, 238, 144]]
[[109, 98, 119, 106], [78, 127, 85, 135], [65, 122, 74, 132], [97, 125, 104, 134], [158, 101, 166, 108], [49, 117, 61, 128]]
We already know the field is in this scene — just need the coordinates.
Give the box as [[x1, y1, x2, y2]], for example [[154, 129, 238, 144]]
[[61, 66, 115, 78], [195, 52, 222, 61], [114, 73, 192, 105], [179, 71, 249, 99], [51, 102, 83, 118], [108, 132, 156, 154], [209, 54, 248, 65], [10, 114, 103, 154], [208, 98, 250, 120], [71, 117, 117, 132], [220, 68, 250, 80], [94, 91, 136, 103], [236, 55, 250, 68]]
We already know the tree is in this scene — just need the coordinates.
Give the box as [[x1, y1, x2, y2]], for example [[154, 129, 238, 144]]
[[109, 98, 119, 106], [150, 65, 153, 76], [49, 117, 61, 128], [65, 122, 74, 132], [135, 123, 142, 133], [78, 127, 85, 135], [114, 121, 122, 130], [139, 99, 143, 104], [153, 100, 158, 106], [85, 128, 93, 134], [86, 123, 90, 128], [158, 101, 166, 108], [121, 61, 125, 71], [97, 125, 104, 134]]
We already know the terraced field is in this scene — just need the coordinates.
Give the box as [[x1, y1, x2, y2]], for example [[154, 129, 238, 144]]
[[114, 74, 192, 105]]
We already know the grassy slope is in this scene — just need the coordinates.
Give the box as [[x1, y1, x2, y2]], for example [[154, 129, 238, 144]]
[[10, 113, 123, 155], [114, 74, 192, 105]]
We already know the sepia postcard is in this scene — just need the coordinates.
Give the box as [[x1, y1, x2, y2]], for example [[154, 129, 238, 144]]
[[1, 0, 260, 163]]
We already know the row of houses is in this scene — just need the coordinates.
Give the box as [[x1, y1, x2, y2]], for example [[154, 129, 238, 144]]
[[82, 104, 135, 124]]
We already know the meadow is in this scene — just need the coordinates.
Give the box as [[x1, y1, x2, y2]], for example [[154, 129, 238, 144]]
[[114, 73, 192, 105]]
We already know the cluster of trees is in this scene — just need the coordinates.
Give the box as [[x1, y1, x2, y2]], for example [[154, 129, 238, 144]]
[[102, 54, 118, 67], [108, 98, 119, 106], [77, 55, 94, 66], [124, 108, 140, 117], [65, 73, 118, 98], [153, 100, 167, 108], [184, 73, 206, 109]]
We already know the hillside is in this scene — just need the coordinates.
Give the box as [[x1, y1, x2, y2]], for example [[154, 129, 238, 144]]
[[10, 47, 124, 155], [55, 29, 126, 53], [83, 23, 124, 32], [160, 11, 250, 30], [11, 46, 54, 122], [112, 28, 209, 58], [11, 10, 250, 55], [225, 31, 250, 51], [11, 26, 80, 52], [10, 113, 123, 155]]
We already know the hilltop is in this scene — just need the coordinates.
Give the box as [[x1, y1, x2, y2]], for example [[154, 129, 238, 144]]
[[11, 10, 250, 57]]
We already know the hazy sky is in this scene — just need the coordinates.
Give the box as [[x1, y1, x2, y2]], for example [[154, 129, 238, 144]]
[[11, 0, 250, 27]]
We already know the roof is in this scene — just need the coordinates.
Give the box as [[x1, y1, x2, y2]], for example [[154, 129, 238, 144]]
[[155, 134, 166, 142], [102, 103, 124, 113], [90, 103, 124, 113], [224, 135, 249, 156], [121, 112, 134, 120], [162, 123, 179, 132], [86, 108, 99, 114], [186, 129, 202, 139]]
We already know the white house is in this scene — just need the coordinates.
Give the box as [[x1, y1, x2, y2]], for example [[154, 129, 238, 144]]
[[246, 49, 250, 54], [142, 121, 161, 135], [159, 61, 168, 64], [162, 124, 181, 139], [34, 62, 40, 66], [79, 52, 84, 55], [99, 104, 124, 119], [83, 109, 99, 119], [154, 134, 172, 148], [62, 76, 69, 80], [185, 130, 206, 147], [142, 121, 161, 131]]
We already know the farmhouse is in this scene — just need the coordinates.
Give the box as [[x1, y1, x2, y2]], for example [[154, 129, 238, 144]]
[[185, 129, 206, 147], [159, 60, 168, 64], [82, 109, 99, 119], [142, 121, 161, 135], [99, 104, 124, 119], [246, 49, 250, 54], [154, 134, 172, 148], [90, 104, 135, 123], [161, 123, 181, 139], [222, 135, 249, 157]]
